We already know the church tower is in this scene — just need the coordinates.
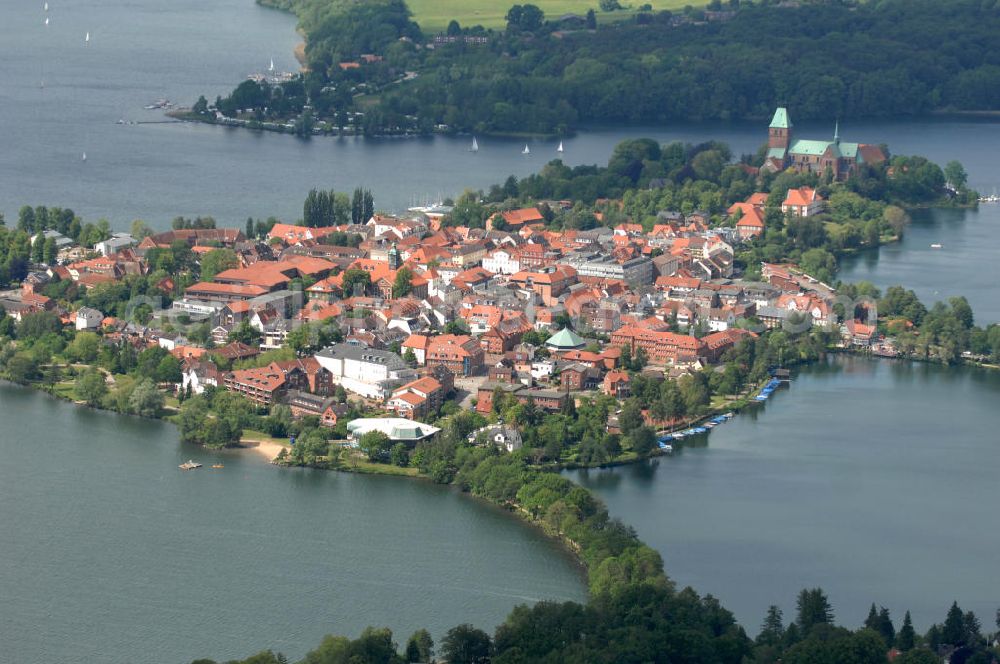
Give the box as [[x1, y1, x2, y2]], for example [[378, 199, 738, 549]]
[[768, 107, 792, 151], [387, 242, 401, 270]]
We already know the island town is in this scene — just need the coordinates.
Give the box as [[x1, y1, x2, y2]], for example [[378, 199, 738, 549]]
[[3, 84, 1000, 661], [0, 111, 992, 473], [9, 0, 1000, 659]]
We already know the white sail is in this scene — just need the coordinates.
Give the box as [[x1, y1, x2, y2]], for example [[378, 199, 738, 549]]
[[81, 152, 87, 161], [557, 141, 564, 153], [44, 2, 49, 10], [522, 144, 530, 154], [269, 58, 275, 72], [471, 137, 479, 152], [44, 17, 49, 25], [85, 32, 90, 43]]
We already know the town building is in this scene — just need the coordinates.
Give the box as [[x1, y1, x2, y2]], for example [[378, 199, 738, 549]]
[[782, 187, 825, 218], [425, 334, 485, 376], [345, 417, 441, 443], [314, 344, 418, 400]]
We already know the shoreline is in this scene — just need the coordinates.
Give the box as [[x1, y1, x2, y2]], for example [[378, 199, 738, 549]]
[[5, 350, 997, 608], [166, 110, 567, 140], [237, 438, 288, 462]]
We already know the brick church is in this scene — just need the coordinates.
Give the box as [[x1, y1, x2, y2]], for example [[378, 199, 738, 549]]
[[764, 107, 886, 181]]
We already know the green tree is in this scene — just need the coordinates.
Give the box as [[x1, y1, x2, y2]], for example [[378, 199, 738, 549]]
[[390, 442, 409, 467], [192, 95, 209, 115], [944, 160, 968, 189], [392, 267, 413, 298], [404, 628, 434, 663], [66, 331, 101, 363], [358, 430, 392, 462], [942, 601, 966, 646], [16, 311, 61, 341], [896, 610, 916, 651], [757, 604, 785, 647], [130, 219, 154, 239], [42, 236, 58, 264], [200, 248, 239, 282], [441, 624, 491, 664], [796, 587, 833, 635], [155, 354, 183, 383], [341, 268, 371, 296], [894, 650, 940, 664], [74, 368, 108, 406], [4, 352, 39, 383], [628, 425, 656, 456], [31, 234, 45, 263], [128, 378, 165, 417], [618, 398, 644, 435]]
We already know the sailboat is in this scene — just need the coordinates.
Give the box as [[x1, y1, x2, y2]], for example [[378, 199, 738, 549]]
[[44, 16, 49, 25], [44, 2, 49, 10], [557, 141, 564, 153], [522, 144, 530, 155], [85, 32, 90, 44], [81, 152, 87, 162], [269, 57, 275, 72], [471, 137, 479, 152]]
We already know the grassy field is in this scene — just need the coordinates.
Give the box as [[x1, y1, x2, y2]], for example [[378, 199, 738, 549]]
[[407, 0, 685, 31]]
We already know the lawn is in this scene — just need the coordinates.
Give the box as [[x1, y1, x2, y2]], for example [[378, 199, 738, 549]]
[[407, 0, 685, 31]]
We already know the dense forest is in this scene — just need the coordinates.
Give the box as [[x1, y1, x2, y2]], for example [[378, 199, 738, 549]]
[[209, 0, 1000, 135], [193, 591, 1000, 663]]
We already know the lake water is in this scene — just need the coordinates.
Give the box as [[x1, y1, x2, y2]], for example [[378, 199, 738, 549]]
[[3, 0, 1000, 657], [3, 0, 999, 319], [0, 383, 585, 664], [570, 355, 1000, 632]]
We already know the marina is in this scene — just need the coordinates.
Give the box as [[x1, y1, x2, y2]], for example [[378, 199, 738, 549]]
[[656, 377, 785, 449]]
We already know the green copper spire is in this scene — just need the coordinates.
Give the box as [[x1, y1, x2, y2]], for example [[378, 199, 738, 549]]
[[770, 107, 791, 129]]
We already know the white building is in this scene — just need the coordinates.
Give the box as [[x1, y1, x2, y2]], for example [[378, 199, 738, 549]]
[[346, 417, 441, 442], [482, 249, 520, 275], [31, 229, 75, 251], [530, 358, 556, 381], [468, 424, 523, 452], [75, 307, 103, 331], [315, 343, 418, 400], [95, 233, 136, 257]]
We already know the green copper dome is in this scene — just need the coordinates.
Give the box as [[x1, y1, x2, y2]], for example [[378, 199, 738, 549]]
[[545, 327, 585, 350]]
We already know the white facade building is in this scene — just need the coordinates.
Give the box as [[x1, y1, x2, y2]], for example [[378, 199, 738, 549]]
[[315, 343, 418, 400], [482, 249, 520, 276]]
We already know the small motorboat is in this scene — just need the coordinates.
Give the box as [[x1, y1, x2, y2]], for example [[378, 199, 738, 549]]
[[179, 460, 202, 470]]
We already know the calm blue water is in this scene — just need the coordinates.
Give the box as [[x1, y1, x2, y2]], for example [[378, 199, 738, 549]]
[[2, 0, 1000, 659], [3, 0, 998, 317], [0, 383, 585, 664], [570, 356, 1000, 632]]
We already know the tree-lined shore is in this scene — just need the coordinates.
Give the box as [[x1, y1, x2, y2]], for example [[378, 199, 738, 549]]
[[185, 0, 1000, 137]]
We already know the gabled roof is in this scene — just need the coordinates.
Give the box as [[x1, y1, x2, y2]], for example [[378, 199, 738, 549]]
[[788, 139, 832, 157], [783, 187, 823, 208], [500, 208, 545, 226], [735, 207, 765, 228]]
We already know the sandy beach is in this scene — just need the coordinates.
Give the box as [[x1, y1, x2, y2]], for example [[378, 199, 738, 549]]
[[239, 439, 287, 462]]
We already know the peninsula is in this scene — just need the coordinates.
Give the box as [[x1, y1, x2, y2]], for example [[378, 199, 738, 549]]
[[177, 0, 1000, 137], [0, 133, 996, 664]]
